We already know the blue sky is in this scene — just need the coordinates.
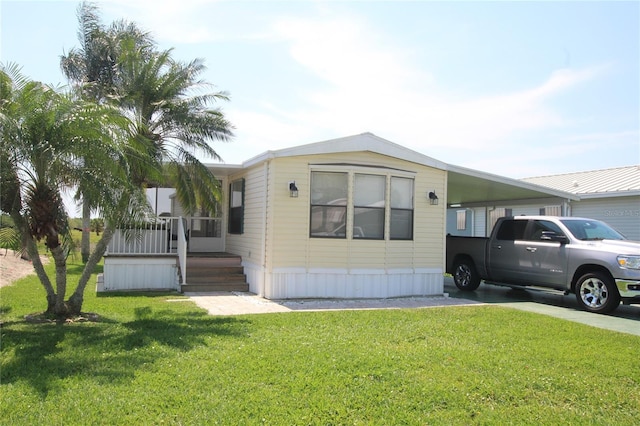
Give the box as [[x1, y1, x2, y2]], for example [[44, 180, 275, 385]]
[[2, 0, 639, 180]]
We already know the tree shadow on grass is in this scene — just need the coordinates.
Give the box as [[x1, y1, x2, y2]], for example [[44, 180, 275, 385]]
[[0, 307, 250, 398]]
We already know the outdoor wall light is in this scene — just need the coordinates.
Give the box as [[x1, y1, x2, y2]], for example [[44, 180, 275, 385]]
[[289, 181, 299, 198], [428, 190, 439, 205]]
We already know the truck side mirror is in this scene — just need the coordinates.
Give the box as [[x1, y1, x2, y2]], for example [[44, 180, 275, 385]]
[[540, 231, 569, 244]]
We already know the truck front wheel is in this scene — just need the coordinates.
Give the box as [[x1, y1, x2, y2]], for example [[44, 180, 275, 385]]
[[453, 259, 481, 291], [575, 272, 621, 314]]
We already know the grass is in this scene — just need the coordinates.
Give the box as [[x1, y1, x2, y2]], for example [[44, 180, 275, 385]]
[[1, 259, 639, 425]]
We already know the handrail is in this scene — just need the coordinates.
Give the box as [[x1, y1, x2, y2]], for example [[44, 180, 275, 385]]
[[177, 216, 187, 285]]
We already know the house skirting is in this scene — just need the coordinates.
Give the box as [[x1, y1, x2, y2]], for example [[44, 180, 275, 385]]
[[99, 256, 179, 292], [242, 260, 443, 299]]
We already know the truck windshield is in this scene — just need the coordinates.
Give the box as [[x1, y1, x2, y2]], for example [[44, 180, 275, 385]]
[[560, 219, 626, 241]]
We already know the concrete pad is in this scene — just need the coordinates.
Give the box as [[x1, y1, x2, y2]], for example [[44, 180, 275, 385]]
[[185, 291, 481, 316]]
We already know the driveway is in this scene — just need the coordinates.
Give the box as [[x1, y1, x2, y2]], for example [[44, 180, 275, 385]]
[[444, 277, 640, 336]]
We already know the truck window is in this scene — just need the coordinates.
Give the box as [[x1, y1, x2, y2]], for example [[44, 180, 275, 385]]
[[528, 220, 564, 241], [495, 220, 527, 241]]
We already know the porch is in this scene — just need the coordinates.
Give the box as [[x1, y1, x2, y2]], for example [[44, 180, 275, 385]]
[[99, 217, 248, 293]]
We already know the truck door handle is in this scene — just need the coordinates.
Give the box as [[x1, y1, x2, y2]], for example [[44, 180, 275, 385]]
[[526, 247, 537, 253]]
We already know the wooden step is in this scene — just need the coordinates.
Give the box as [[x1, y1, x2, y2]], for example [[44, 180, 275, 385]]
[[181, 283, 249, 292], [186, 266, 244, 277], [181, 253, 248, 293], [186, 274, 246, 284]]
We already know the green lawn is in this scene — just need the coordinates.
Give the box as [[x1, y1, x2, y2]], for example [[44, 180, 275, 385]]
[[1, 259, 639, 425]]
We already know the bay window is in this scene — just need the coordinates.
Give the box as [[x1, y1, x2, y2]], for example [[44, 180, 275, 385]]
[[310, 170, 414, 240]]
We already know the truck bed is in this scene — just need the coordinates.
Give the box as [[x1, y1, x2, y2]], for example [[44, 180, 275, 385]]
[[445, 235, 489, 278]]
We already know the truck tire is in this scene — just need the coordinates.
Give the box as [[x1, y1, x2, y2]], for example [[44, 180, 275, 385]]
[[453, 258, 481, 291], [575, 272, 620, 314]]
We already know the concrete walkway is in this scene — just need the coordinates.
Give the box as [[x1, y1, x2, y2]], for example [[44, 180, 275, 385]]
[[185, 279, 640, 337], [185, 291, 480, 316]]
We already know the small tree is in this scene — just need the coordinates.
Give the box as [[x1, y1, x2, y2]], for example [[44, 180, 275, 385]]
[[0, 64, 148, 316], [90, 218, 104, 235]]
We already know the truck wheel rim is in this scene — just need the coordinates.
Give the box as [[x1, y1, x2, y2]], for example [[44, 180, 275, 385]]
[[455, 265, 471, 286], [579, 277, 608, 309]]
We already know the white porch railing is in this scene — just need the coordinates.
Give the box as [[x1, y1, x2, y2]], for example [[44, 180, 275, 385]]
[[106, 216, 187, 255]]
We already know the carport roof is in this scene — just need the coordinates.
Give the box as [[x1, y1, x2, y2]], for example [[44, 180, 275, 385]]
[[446, 164, 579, 206]]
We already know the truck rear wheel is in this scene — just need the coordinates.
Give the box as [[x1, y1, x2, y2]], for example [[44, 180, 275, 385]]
[[575, 272, 620, 314], [453, 258, 481, 291]]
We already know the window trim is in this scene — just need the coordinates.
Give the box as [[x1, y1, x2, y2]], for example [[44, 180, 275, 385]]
[[389, 176, 414, 241], [309, 171, 348, 239], [309, 168, 415, 241], [228, 178, 245, 235]]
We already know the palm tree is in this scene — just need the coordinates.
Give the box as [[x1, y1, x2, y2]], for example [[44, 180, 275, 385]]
[[116, 45, 234, 215], [0, 63, 147, 316], [60, 1, 154, 262]]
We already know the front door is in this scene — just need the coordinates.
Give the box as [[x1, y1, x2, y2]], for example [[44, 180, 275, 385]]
[[187, 217, 224, 252]]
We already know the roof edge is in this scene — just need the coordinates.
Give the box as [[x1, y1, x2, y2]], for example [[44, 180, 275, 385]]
[[447, 163, 580, 201]]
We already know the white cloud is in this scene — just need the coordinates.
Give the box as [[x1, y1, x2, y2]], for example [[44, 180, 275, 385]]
[[103, 0, 221, 43], [97, 2, 619, 176], [265, 13, 606, 161]]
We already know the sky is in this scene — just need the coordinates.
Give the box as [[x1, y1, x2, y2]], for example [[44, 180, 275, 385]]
[[2, 0, 639, 183]]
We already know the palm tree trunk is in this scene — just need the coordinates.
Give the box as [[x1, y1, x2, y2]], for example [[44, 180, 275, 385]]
[[24, 236, 57, 312], [50, 245, 68, 316], [81, 200, 91, 262], [11, 213, 57, 312], [67, 226, 114, 315]]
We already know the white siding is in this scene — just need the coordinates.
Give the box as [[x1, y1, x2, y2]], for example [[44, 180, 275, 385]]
[[101, 257, 178, 291], [266, 267, 443, 299], [571, 197, 640, 240]]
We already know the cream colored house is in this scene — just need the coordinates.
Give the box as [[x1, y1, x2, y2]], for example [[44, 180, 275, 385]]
[[208, 133, 448, 299], [102, 132, 575, 298]]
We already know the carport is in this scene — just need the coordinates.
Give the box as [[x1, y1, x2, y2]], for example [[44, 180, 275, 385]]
[[444, 164, 579, 236]]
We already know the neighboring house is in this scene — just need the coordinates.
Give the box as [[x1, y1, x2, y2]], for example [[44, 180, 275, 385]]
[[521, 166, 640, 241], [102, 133, 577, 298]]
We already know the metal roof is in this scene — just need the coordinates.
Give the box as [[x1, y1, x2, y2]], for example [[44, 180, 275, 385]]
[[522, 165, 640, 197]]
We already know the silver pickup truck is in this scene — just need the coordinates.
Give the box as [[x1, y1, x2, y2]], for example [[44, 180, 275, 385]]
[[446, 216, 640, 313]]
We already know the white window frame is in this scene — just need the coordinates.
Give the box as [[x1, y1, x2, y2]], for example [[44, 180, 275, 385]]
[[309, 165, 415, 241]]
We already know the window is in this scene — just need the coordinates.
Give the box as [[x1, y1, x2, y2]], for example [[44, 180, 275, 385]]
[[191, 208, 222, 238], [354, 174, 385, 239], [310, 170, 414, 240], [490, 207, 513, 231], [310, 172, 348, 238], [540, 205, 561, 216], [390, 177, 413, 240], [496, 219, 527, 241], [228, 179, 244, 234]]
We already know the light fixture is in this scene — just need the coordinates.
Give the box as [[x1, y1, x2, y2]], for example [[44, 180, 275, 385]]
[[289, 181, 299, 198], [428, 190, 439, 205]]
